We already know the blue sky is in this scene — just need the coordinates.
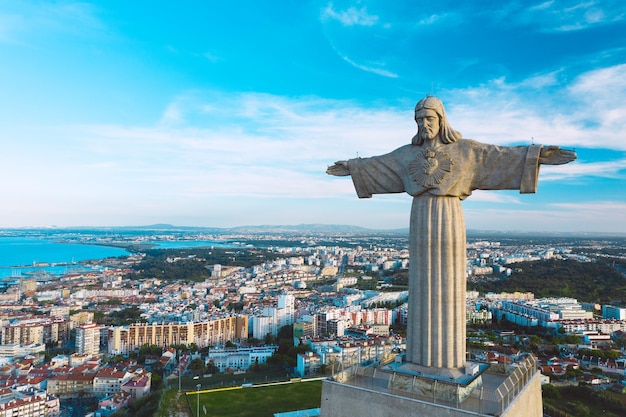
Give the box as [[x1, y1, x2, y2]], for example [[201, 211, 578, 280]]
[[0, 0, 625, 233]]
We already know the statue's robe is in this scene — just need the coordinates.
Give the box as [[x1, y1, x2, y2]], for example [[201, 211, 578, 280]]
[[347, 139, 542, 368]]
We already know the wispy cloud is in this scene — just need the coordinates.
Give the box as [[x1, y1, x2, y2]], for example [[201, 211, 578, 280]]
[[490, 0, 626, 32], [418, 14, 446, 25], [337, 53, 398, 78], [319, 3, 395, 78], [468, 190, 523, 205], [321, 3, 379, 26], [0, 1, 106, 44], [202, 51, 221, 63], [540, 159, 626, 181]]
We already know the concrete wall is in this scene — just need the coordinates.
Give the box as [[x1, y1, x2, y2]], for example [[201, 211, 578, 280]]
[[501, 372, 542, 417], [320, 381, 485, 417], [320, 371, 543, 417]]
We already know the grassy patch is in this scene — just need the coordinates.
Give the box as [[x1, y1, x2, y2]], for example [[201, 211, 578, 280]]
[[543, 385, 626, 417], [189, 380, 322, 417], [169, 369, 292, 391], [156, 389, 191, 417]]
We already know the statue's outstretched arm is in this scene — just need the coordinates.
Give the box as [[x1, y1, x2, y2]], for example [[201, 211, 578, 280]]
[[539, 146, 577, 165], [326, 160, 350, 176]]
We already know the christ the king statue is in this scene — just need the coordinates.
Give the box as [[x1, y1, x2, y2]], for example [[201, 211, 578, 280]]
[[327, 96, 576, 371]]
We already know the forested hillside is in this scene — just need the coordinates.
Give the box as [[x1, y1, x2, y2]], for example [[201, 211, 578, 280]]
[[127, 247, 288, 281], [470, 259, 626, 305]]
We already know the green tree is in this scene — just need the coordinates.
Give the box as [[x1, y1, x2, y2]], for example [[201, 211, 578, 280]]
[[542, 384, 561, 401], [188, 358, 206, 376], [206, 360, 219, 374], [264, 333, 277, 345]]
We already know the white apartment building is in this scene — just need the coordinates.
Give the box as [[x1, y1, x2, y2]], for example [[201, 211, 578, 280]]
[[208, 346, 277, 373], [554, 319, 626, 334], [251, 294, 294, 339], [252, 315, 275, 340], [277, 293, 295, 328], [0, 343, 45, 359], [93, 369, 132, 399], [492, 298, 592, 327], [76, 323, 102, 356], [0, 389, 51, 417]]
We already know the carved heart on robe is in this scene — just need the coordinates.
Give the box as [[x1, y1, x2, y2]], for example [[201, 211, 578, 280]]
[[408, 148, 454, 187], [423, 157, 439, 175]]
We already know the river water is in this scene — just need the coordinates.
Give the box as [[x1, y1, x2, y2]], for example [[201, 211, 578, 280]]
[[0, 233, 242, 279]]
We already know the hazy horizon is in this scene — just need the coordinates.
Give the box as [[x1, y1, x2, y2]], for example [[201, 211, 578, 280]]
[[1, 223, 625, 237]]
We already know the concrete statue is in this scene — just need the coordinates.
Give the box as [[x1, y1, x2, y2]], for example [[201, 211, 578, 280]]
[[327, 96, 576, 372]]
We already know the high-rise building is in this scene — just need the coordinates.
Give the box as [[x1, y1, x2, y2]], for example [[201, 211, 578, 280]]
[[252, 293, 295, 339], [277, 293, 295, 327], [76, 322, 102, 356], [252, 315, 274, 340]]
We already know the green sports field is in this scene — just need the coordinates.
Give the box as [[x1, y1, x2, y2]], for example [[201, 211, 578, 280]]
[[188, 380, 323, 417]]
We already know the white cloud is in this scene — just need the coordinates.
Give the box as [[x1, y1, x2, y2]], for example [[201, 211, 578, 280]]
[[467, 190, 523, 205], [160, 102, 184, 125], [540, 159, 626, 181], [443, 62, 626, 151], [418, 14, 445, 25], [338, 54, 398, 78], [321, 3, 379, 26], [10, 84, 619, 212], [3, 62, 624, 228], [498, 0, 626, 32]]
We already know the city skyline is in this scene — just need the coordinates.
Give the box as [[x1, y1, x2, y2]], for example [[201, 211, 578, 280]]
[[1, 1, 625, 233]]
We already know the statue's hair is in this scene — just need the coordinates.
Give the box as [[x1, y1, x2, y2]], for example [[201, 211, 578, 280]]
[[411, 96, 462, 146]]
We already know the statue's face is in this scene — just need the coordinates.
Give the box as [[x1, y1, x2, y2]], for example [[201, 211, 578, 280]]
[[415, 108, 440, 141]]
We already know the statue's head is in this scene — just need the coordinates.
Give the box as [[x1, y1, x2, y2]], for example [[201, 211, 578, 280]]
[[412, 96, 462, 146]]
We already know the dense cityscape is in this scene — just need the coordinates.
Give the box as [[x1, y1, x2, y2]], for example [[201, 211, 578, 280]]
[[0, 228, 624, 416], [0, 230, 626, 416]]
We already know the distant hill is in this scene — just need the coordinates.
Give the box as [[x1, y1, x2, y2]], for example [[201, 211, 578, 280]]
[[3, 224, 623, 238], [227, 224, 407, 234], [25, 223, 410, 235]]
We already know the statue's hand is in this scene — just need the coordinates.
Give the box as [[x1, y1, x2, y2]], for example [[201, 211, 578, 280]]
[[539, 146, 577, 165], [326, 161, 350, 176]]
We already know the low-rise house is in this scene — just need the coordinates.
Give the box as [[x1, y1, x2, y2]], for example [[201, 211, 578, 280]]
[[121, 373, 151, 400], [93, 368, 131, 399], [98, 391, 132, 416], [296, 352, 322, 377], [540, 365, 566, 376], [158, 348, 177, 374], [47, 372, 96, 398], [14, 376, 47, 392]]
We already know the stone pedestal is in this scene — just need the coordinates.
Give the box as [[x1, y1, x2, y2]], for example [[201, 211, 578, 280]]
[[320, 373, 542, 417], [320, 360, 543, 417]]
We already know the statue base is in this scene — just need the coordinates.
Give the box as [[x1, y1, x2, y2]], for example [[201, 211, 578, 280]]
[[388, 362, 485, 404], [320, 359, 543, 417]]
